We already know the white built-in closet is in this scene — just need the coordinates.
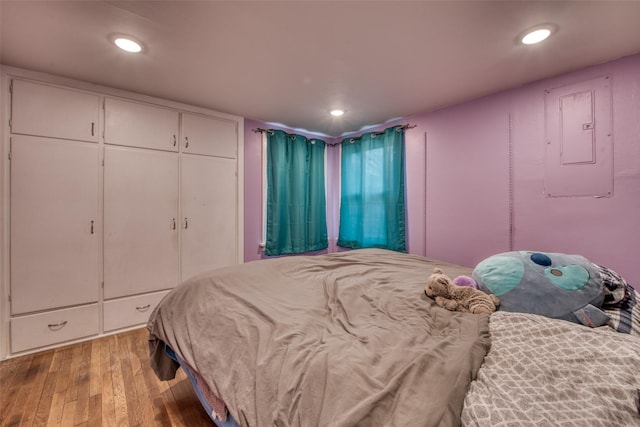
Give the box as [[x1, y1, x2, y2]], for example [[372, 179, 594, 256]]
[[3, 71, 243, 356]]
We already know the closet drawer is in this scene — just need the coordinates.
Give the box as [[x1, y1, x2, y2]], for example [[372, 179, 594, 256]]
[[104, 290, 170, 332], [11, 304, 99, 353]]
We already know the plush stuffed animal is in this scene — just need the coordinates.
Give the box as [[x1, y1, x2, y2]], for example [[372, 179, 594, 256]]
[[453, 275, 478, 289], [472, 251, 607, 326], [425, 268, 500, 314]]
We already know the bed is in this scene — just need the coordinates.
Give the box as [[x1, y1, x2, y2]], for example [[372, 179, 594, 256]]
[[147, 249, 640, 426]]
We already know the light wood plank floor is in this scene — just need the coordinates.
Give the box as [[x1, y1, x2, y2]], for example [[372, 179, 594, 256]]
[[0, 328, 213, 426]]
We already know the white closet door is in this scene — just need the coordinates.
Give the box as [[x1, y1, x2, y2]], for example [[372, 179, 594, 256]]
[[104, 146, 179, 299], [10, 136, 100, 314], [181, 154, 238, 281], [104, 98, 180, 152], [11, 79, 100, 142], [181, 112, 237, 158]]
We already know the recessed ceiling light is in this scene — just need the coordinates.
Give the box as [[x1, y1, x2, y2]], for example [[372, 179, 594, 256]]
[[114, 37, 143, 53], [330, 109, 345, 117], [522, 29, 550, 45], [519, 24, 556, 45]]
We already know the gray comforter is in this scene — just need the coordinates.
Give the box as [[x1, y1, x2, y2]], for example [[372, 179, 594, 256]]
[[148, 249, 491, 426]]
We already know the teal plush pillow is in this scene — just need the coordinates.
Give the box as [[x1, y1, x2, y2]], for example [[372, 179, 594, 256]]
[[472, 251, 607, 326]]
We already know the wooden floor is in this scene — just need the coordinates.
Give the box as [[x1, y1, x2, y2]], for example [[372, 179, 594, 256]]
[[0, 328, 213, 426]]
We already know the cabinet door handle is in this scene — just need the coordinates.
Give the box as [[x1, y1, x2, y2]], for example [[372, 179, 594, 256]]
[[172, 218, 176, 230], [173, 135, 177, 147], [90, 220, 94, 234], [185, 136, 189, 148], [48, 321, 68, 330], [184, 217, 188, 229], [91, 122, 95, 136], [136, 304, 151, 312]]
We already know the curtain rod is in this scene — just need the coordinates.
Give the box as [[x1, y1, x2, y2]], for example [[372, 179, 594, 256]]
[[354, 123, 417, 136], [253, 123, 417, 145], [252, 127, 274, 135], [338, 123, 417, 145], [252, 128, 325, 144]]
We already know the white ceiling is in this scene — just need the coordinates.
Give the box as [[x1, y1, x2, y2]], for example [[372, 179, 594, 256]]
[[2, 1, 640, 137]]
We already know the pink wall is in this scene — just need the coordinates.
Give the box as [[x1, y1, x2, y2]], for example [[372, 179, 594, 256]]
[[244, 53, 640, 285], [405, 92, 513, 268], [243, 119, 265, 261], [508, 54, 640, 284]]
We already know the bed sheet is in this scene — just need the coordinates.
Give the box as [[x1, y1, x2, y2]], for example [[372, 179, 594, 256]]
[[462, 311, 640, 426]]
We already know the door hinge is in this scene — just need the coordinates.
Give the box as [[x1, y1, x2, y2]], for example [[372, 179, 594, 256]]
[[9, 81, 13, 94], [8, 118, 11, 129], [101, 282, 104, 289], [8, 294, 11, 303]]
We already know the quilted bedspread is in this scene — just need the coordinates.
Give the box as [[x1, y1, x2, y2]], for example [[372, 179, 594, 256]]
[[462, 311, 640, 426]]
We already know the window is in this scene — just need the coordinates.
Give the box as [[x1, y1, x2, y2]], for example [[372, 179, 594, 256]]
[[337, 126, 406, 252]]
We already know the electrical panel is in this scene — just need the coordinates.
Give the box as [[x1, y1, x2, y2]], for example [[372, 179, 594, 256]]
[[544, 75, 613, 197]]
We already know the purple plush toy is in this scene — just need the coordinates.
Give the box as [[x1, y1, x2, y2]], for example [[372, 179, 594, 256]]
[[453, 275, 478, 289]]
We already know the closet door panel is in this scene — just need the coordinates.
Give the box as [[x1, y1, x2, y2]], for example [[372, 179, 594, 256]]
[[104, 98, 179, 152], [104, 146, 179, 299], [11, 79, 100, 142], [10, 136, 100, 314], [181, 154, 238, 281], [182, 112, 237, 158]]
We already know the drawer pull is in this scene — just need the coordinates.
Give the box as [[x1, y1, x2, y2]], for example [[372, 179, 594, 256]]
[[185, 136, 189, 148], [48, 321, 68, 330], [136, 304, 151, 312]]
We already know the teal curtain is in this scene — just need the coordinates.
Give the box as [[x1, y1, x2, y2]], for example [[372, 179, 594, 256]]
[[337, 125, 406, 252], [266, 129, 328, 256]]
